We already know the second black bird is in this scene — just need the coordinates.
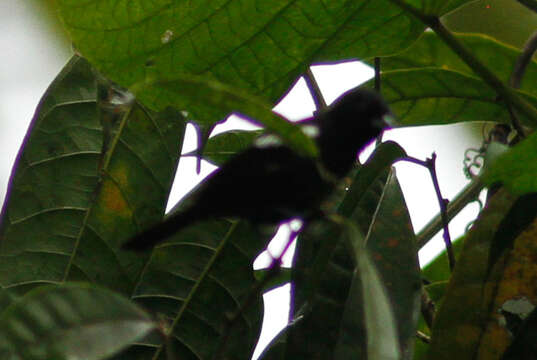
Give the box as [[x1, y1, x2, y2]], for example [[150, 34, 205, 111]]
[[123, 88, 392, 250]]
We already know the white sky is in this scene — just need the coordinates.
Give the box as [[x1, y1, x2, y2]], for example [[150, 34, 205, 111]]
[[2, 2, 482, 358]]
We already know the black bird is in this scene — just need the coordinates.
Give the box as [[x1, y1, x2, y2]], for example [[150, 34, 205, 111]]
[[123, 88, 392, 250]]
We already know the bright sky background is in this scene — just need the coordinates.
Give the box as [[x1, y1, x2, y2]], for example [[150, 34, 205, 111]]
[[1, 2, 483, 358]]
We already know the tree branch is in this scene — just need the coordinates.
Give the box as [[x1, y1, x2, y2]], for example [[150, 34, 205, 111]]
[[506, 29, 537, 137], [510, 30, 537, 89], [416, 177, 485, 249], [402, 154, 456, 271]]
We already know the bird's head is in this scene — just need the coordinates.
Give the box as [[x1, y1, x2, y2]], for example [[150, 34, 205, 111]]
[[316, 88, 395, 177], [325, 87, 394, 136]]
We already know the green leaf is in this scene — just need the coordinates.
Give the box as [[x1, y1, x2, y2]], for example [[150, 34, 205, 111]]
[[0, 56, 186, 294], [194, 130, 263, 166], [0, 283, 155, 360], [375, 32, 537, 97], [363, 68, 537, 127], [403, 0, 476, 15], [484, 131, 537, 195], [285, 220, 351, 359], [440, 0, 479, 15], [301, 140, 406, 310], [55, 0, 427, 122], [336, 221, 400, 360], [365, 170, 421, 359], [427, 189, 519, 360], [0, 288, 17, 317], [131, 220, 273, 360], [338, 141, 406, 222], [139, 76, 317, 156], [487, 193, 537, 272]]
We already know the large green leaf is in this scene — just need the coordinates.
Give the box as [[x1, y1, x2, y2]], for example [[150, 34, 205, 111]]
[[425, 191, 537, 360], [336, 221, 400, 360], [54, 0, 427, 92], [427, 189, 519, 360], [0, 288, 17, 317], [128, 220, 273, 360], [363, 68, 537, 127], [326, 168, 419, 360], [339, 141, 407, 230], [375, 32, 537, 97], [363, 170, 421, 359], [190, 130, 263, 166], [0, 56, 186, 294], [54, 1, 430, 121], [484, 131, 537, 195], [139, 76, 317, 156], [0, 284, 155, 360]]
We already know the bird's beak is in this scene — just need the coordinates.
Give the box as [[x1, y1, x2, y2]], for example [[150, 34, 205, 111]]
[[380, 112, 398, 128]]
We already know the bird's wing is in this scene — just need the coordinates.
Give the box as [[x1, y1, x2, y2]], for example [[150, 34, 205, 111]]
[[194, 145, 327, 221]]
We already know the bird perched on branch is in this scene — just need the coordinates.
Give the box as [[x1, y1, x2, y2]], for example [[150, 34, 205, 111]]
[[123, 88, 393, 251]]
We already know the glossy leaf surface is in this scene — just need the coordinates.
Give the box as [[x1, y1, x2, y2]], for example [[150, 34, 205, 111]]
[[0, 56, 186, 294], [0, 284, 155, 360]]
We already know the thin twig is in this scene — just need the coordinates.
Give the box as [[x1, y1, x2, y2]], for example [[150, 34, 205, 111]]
[[416, 177, 485, 249], [402, 155, 456, 271], [506, 104, 526, 138], [305, 67, 327, 110], [506, 29, 537, 138], [374, 57, 384, 145], [416, 330, 431, 344], [510, 30, 537, 89], [421, 288, 435, 329], [212, 228, 300, 360], [517, 0, 537, 13], [374, 57, 381, 93]]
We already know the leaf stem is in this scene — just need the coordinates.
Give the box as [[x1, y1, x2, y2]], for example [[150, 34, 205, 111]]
[[416, 177, 485, 249], [421, 288, 435, 330], [305, 67, 327, 110], [510, 30, 537, 89], [63, 91, 134, 282], [387, 0, 537, 125], [374, 57, 381, 93], [416, 330, 431, 343]]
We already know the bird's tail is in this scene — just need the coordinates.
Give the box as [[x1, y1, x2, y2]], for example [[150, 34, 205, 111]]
[[122, 209, 202, 251]]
